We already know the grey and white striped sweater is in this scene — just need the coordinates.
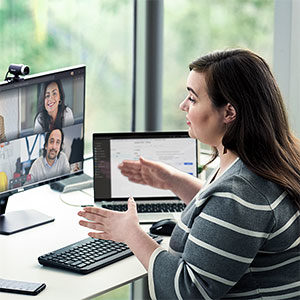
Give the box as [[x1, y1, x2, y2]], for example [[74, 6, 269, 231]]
[[148, 158, 300, 300]]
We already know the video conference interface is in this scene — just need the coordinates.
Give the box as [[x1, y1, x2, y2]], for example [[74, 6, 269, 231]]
[[0, 66, 85, 194], [93, 136, 197, 199]]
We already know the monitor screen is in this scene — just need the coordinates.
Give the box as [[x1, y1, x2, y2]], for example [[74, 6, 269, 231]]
[[0, 65, 86, 234]]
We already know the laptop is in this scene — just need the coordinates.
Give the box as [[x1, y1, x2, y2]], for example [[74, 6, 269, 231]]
[[93, 131, 198, 223]]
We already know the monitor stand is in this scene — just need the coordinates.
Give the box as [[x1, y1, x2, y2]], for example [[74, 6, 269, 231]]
[[0, 196, 55, 235]]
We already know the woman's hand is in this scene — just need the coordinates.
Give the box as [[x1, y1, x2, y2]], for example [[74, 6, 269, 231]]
[[119, 156, 203, 205], [78, 197, 161, 269], [118, 156, 175, 191], [78, 197, 139, 244]]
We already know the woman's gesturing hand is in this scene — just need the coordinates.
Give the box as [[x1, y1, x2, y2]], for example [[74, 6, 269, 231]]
[[78, 197, 139, 244], [118, 156, 176, 191]]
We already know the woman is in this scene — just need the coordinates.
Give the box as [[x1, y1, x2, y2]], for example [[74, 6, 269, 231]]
[[34, 79, 74, 133], [78, 49, 300, 299]]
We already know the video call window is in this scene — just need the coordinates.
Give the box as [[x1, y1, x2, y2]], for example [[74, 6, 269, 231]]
[[0, 65, 85, 194]]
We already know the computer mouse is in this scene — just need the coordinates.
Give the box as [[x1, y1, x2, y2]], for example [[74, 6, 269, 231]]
[[149, 219, 177, 236]]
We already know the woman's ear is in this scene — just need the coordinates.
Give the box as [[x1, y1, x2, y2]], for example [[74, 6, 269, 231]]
[[224, 103, 236, 124]]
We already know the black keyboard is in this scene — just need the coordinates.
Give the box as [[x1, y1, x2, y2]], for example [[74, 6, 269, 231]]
[[38, 234, 162, 274], [102, 202, 186, 213]]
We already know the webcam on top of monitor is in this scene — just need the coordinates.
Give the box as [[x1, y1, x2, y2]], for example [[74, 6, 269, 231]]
[[5, 64, 30, 82]]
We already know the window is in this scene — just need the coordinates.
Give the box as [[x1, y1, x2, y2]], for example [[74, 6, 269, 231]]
[[162, 0, 274, 131], [0, 0, 133, 155]]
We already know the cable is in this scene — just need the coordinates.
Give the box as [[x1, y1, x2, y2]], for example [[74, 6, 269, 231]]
[[59, 189, 94, 207]]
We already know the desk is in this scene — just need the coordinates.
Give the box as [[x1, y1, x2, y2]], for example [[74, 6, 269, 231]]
[[0, 180, 168, 299]]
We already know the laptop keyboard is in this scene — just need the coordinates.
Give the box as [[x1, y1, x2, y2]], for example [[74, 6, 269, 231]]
[[102, 202, 186, 213], [38, 234, 162, 274]]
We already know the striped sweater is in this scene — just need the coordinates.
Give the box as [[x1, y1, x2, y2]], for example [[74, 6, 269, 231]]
[[148, 158, 300, 299]]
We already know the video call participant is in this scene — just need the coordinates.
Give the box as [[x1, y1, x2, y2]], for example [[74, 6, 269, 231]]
[[34, 79, 74, 133], [0, 115, 6, 143], [29, 128, 70, 183], [78, 49, 300, 299]]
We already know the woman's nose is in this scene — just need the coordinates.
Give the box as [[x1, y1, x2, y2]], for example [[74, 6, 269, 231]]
[[179, 98, 188, 111]]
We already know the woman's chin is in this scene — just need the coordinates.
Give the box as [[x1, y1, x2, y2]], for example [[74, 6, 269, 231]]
[[46, 108, 57, 115], [187, 128, 196, 139]]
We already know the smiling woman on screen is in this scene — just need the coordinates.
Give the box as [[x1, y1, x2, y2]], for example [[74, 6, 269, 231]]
[[34, 79, 74, 133]]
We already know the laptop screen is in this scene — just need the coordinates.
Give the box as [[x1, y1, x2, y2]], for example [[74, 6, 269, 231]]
[[93, 131, 198, 201]]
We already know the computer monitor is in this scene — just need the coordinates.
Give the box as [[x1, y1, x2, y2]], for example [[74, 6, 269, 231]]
[[0, 65, 86, 234]]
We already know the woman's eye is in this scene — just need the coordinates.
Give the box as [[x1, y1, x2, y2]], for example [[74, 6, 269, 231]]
[[188, 97, 196, 103]]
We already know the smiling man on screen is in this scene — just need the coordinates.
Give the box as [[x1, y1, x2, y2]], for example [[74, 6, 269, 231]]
[[29, 128, 70, 183]]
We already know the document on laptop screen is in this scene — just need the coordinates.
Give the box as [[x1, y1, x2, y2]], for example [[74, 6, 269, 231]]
[[111, 137, 196, 198]]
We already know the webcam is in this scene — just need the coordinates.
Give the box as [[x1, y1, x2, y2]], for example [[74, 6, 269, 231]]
[[9, 64, 30, 76], [5, 64, 30, 82]]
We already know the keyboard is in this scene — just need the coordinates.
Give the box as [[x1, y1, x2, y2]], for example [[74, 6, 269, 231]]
[[102, 202, 186, 213], [38, 234, 162, 274]]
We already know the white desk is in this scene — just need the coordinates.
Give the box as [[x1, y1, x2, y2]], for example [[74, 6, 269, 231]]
[[0, 181, 168, 299]]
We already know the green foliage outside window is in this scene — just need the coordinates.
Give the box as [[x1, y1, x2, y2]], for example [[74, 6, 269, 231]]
[[163, 0, 274, 131], [0, 0, 132, 155]]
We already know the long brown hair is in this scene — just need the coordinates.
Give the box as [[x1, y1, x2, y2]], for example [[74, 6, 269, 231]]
[[189, 49, 300, 208]]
